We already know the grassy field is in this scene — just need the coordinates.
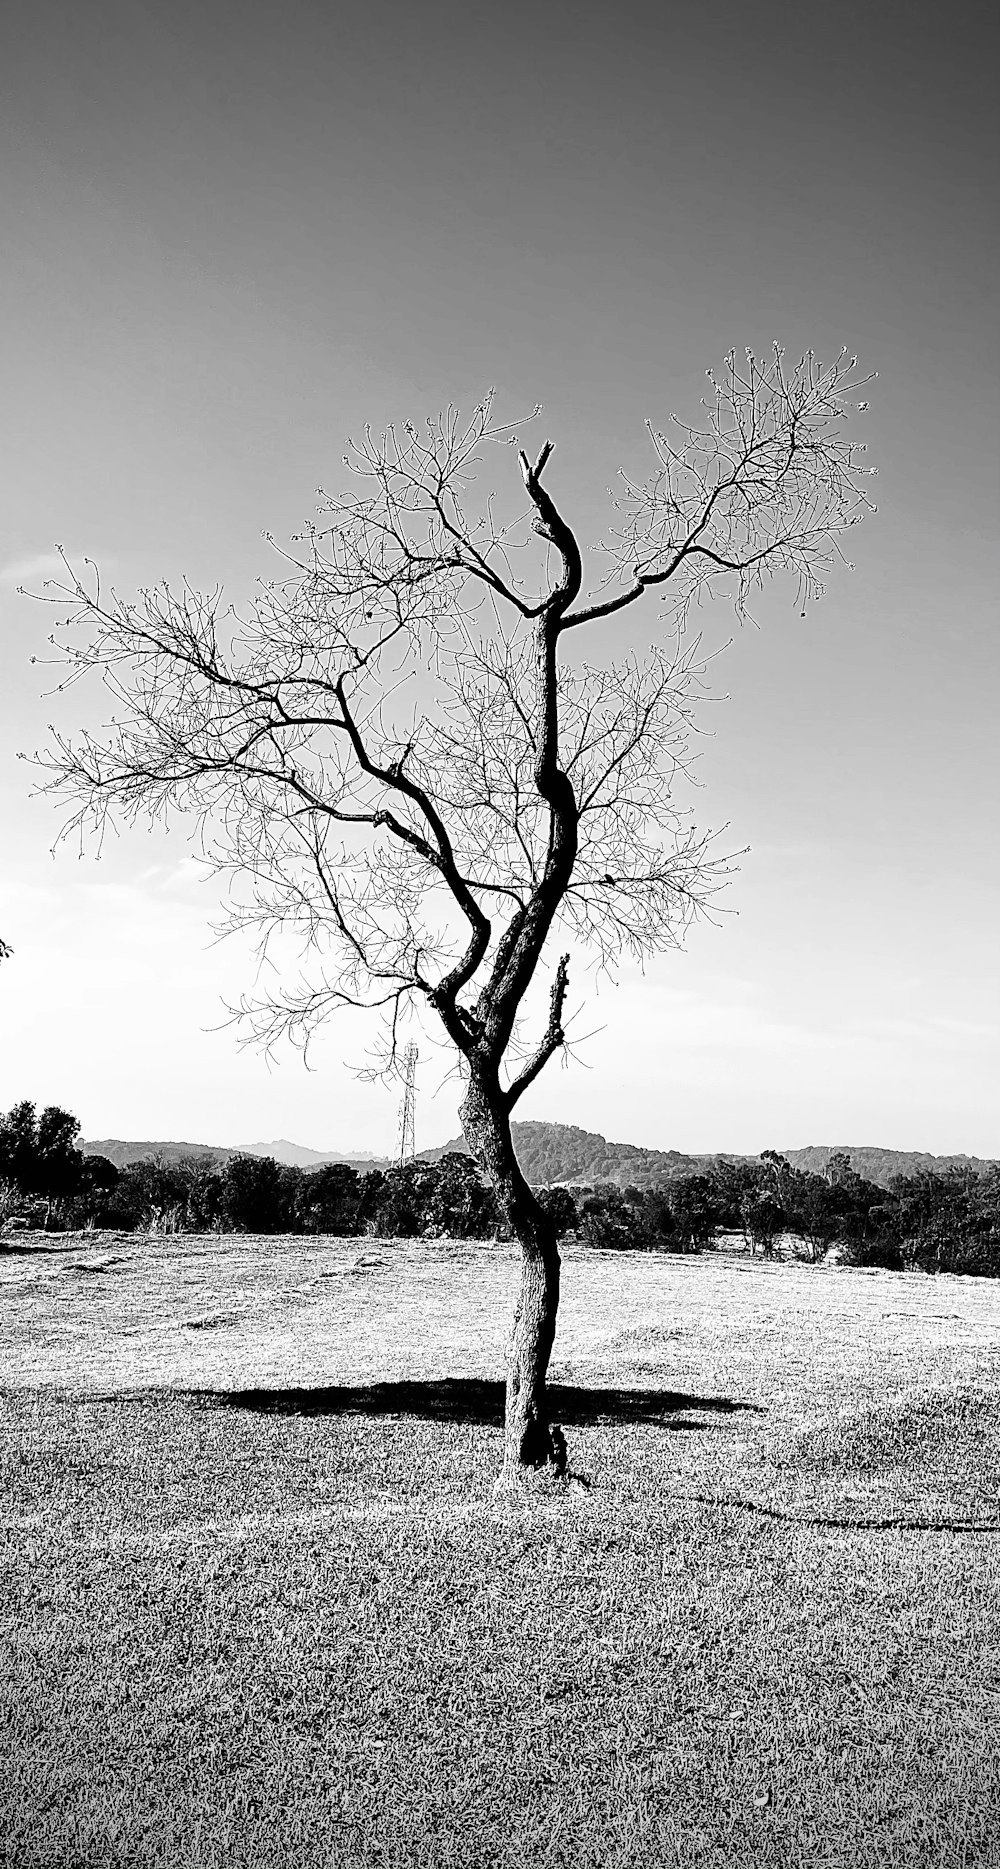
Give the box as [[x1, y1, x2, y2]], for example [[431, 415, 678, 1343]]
[[3, 1232, 1000, 1868]]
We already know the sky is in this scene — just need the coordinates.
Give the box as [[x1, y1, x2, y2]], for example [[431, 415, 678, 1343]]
[[1, 0, 998, 1158]]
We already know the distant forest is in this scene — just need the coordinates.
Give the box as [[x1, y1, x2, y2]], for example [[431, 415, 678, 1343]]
[[3, 1103, 1000, 1279]]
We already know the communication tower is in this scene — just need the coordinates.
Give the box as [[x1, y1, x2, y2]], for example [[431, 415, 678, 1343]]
[[397, 1042, 418, 1165]]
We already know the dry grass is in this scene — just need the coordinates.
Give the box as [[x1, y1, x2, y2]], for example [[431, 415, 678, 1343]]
[[3, 1234, 1000, 1867]]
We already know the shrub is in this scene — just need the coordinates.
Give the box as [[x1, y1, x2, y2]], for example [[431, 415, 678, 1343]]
[[0, 1101, 86, 1223], [296, 1162, 363, 1235], [0, 1179, 21, 1231], [536, 1185, 579, 1240], [579, 1184, 636, 1249], [888, 1169, 1000, 1278], [741, 1190, 785, 1257], [632, 1187, 676, 1249], [219, 1154, 286, 1233], [665, 1174, 717, 1252], [424, 1154, 500, 1238]]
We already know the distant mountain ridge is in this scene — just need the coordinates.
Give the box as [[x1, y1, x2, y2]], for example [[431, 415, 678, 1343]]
[[82, 1138, 392, 1172], [779, 1144, 997, 1187], [82, 1125, 997, 1190], [427, 1127, 998, 1188], [243, 1139, 384, 1168]]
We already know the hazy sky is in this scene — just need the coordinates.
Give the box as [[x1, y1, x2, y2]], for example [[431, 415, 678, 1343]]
[[2, 0, 997, 1156]]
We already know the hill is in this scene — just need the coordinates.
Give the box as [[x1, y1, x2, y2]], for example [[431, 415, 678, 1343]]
[[82, 1138, 391, 1172], [421, 1121, 710, 1188], [242, 1140, 385, 1169], [82, 1139, 235, 1171], [780, 1144, 997, 1188]]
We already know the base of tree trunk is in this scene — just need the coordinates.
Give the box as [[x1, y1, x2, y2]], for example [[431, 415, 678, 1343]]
[[493, 1457, 587, 1502], [494, 1421, 595, 1496], [493, 1455, 590, 1499]]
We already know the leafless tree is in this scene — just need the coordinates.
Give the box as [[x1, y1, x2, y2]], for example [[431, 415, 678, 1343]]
[[31, 346, 876, 1484]]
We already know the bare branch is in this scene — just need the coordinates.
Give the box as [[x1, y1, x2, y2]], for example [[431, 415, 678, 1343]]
[[518, 442, 582, 617], [505, 954, 570, 1111], [564, 346, 876, 631]]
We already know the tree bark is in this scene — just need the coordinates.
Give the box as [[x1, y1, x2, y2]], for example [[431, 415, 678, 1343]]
[[459, 1069, 564, 1482]]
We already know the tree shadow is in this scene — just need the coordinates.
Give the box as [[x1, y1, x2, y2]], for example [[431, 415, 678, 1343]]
[[189, 1376, 763, 1430]]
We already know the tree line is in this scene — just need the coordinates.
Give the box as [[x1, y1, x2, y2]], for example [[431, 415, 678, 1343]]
[[2, 1101, 999, 1278]]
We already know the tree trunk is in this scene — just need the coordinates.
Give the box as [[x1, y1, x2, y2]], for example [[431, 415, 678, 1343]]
[[459, 1071, 565, 1482]]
